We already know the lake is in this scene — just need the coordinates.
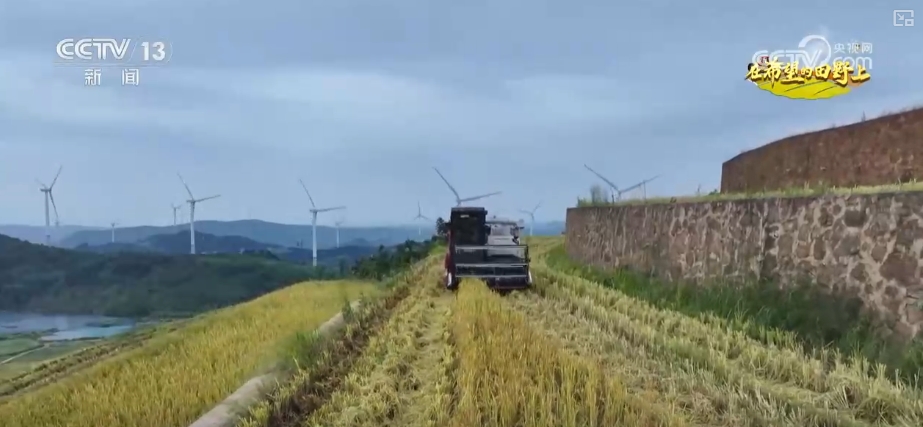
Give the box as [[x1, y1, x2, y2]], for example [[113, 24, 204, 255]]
[[0, 312, 137, 341]]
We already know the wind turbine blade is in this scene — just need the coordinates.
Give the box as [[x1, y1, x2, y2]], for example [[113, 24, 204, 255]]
[[49, 192, 60, 225], [619, 182, 642, 193], [621, 175, 659, 193], [460, 191, 501, 202], [48, 165, 64, 188], [316, 206, 345, 213], [177, 173, 195, 199], [49, 166, 63, 189], [518, 209, 531, 215], [196, 194, 220, 202], [420, 215, 430, 221], [35, 179, 46, 188], [298, 179, 317, 208], [533, 202, 542, 213], [432, 167, 461, 201], [618, 175, 661, 196], [417, 201, 422, 215], [584, 164, 619, 192]]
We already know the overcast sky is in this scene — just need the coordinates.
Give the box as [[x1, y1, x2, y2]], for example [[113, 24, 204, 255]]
[[0, 1, 920, 227]]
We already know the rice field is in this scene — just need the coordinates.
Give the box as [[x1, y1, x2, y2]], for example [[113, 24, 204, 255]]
[[4, 237, 921, 427], [241, 237, 923, 427], [0, 321, 182, 403], [0, 280, 377, 427]]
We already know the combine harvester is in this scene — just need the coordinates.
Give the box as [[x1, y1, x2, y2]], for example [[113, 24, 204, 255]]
[[442, 206, 532, 292]]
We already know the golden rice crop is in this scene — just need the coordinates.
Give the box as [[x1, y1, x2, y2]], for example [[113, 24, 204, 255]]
[[0, 280, 376, 427], [302, 258, 455, 427], [526, 262, 923, 426], [273, 251, 687, 427], [239, 265, 425, 427], [0, 321, 185, 403], [449, 279, 686, 427]]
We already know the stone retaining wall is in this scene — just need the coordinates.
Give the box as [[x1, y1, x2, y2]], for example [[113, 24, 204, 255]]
[[565, 192, 923, 339], [720, 108, 923, 193]]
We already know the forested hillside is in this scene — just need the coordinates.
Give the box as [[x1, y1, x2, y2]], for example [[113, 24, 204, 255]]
[[0, 234, 336, 317], [0, 230, 442, 318], [75, 231, 380, 265]]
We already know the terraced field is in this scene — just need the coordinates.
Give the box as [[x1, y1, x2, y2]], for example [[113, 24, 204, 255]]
[[0, 321, 184, 403], [3, 237, 921, 427], [242, 237, 923, 427], [0, 280, 377, 427]]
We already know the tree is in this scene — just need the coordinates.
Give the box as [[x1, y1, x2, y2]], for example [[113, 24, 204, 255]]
[[350, 238, 437, 280], [589, 184, 609, 204], [337, 258, 349, 275], [435, 217, 448, 241]]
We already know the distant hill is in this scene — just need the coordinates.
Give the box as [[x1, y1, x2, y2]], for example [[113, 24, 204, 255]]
[[75, 230, 379, 266], [3, 218, 562, 249], [144, 231, 277, 253], [0, 233, 345, 318], [74, 241, 158, 254], [0, 224, 104, 245], [60, 220, 428, 249]]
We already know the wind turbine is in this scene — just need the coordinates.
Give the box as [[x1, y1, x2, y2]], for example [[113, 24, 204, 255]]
[[334, 218, 345, 248], [171, 203, 182, 226], [110, 222, 118, 243], [432, 167, 501, 206], [299, 179, 345, 267], [178, 174, 220, 255], [36, 166, 62, 246], [518, 202, 541, 236], [620, 175, 661, 200], [412, 201, 431, 236]]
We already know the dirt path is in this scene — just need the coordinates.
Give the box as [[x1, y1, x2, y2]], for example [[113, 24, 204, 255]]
[[0, 345, 47, 365], [187, 302, 360, 427]]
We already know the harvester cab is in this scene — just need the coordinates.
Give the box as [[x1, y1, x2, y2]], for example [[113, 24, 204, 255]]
[[443, 206, 532, 291]]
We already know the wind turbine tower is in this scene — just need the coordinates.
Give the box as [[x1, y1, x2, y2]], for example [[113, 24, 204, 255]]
[[299, 179, 345, 267], [110, 222, 118, 243], [432, 167, 501, 206], [334, 218, 345, 248], [178, 174, 220, 255], [171, 203, 182, 225], [36, 166, 63, 246], [518, 202, 541, 236], [412, 201, 431, 236]]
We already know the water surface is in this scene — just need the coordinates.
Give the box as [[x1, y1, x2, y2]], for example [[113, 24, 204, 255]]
[[0, 312, 136, 341]]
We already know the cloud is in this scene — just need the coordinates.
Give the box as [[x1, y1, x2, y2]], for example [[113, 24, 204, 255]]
[[1, 0, 922, 226], [2, 52, 716, 154]]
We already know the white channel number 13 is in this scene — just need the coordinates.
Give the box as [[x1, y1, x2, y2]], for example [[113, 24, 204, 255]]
[[141, 41, 167, 61]]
